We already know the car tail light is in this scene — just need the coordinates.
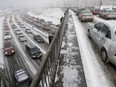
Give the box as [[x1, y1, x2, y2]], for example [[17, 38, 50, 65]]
[[81, 15, 85, 17], [108, 14, 111, 17]]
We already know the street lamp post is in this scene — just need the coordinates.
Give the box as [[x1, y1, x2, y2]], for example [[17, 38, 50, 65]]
[[99, 0, 102, 10], [86, 0, 88, 9]]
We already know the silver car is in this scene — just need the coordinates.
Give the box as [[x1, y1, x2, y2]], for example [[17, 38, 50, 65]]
[[99, 9, 116, 19], [88, 22, 116, 66], [14, 69, 31, 87], [78, 10, 94, 22]]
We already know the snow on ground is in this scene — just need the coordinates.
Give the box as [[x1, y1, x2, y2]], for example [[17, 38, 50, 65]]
[[0, 17, 5, 68], [56, 12, 86, 87], [71, 10, 115, 87], [27, 8, 64, 25]]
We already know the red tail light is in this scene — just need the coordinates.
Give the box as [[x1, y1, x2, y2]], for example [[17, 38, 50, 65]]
[[114, 54, 116, 56]]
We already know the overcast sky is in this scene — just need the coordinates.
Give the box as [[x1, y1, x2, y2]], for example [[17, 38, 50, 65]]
[[0, 0, 115, 9]]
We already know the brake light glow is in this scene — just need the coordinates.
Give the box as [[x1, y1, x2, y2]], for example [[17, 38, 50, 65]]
[[114, 54, 116, 56]]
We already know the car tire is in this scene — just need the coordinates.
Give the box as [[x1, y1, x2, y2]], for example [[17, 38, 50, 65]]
[[88, 29, 91, 39], [101, 49, 109, 63]]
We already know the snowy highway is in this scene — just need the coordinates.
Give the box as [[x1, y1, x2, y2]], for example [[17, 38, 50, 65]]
[[0, 8, 116, 87]]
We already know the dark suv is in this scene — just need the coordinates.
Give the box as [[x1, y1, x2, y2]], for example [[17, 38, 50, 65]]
[[33, 35, 44, 43], [25, 43, 42, 59], [3, 41, 15, 56]]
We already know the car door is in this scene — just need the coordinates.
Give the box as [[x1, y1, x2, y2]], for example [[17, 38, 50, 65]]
[[90, 22, 104, 45], [97, 24, 111, 48]]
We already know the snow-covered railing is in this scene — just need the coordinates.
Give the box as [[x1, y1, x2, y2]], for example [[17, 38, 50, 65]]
[[30, 9, 69, 87]]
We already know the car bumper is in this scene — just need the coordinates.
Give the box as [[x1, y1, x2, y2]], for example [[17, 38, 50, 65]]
[[32, 54, 42, 59], [81, 18, 94, 21], [5, 52, 15, 56], [105, 16, 116, 19]]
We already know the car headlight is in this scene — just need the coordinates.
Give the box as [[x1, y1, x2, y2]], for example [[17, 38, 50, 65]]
[[5, 52, 7, 54], [32, 55, 36, 57], [12, 50, 14, 53]]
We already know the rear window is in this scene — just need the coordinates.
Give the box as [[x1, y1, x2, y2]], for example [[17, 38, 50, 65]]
[[4, 42, 12, 48]]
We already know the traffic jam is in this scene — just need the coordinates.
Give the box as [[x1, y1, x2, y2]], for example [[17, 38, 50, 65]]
[[1, 12, 56, 87], [0, 5, 116, 87]]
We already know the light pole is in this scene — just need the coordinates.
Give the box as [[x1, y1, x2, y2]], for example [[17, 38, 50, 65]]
[[112, 0, 114, 8], [86, 0, 88, 9], [99, 0, 102, 10], [10, 0, 13, 9]]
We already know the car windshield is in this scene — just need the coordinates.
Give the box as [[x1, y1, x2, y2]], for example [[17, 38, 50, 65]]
[[81, 10, 92, 15], [36, 35, 42, 39], [30, 47, 40, 53], [17, 72, 28, 82], [84, 12, 92, 15]]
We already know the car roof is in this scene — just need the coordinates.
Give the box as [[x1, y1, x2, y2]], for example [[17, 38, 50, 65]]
[[34, 35, 41, 37], [4, 41, 12, 48], [97, 21, 116, 32], [15, 69, 28, 82], [26, 42, 36, 48], [104, 21, 116, 29]]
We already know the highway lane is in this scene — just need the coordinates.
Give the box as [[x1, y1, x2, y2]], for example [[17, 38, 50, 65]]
[[11, 14, 46, 70], [8, 15, 36, 77], [16, 16, 49, 51]]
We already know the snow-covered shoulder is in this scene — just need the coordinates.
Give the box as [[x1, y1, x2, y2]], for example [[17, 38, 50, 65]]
[[0, 17, 5, 68], [27, 8, 65, 25]]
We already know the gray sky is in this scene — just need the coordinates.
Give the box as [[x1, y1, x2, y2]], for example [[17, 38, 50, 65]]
[[0, 0, 115, 9]]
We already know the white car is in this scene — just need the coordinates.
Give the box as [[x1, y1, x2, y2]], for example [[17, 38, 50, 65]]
[[16, 31, 23, 35], [4, 35, 12, 40], [19, 37, 27, 42], [19, 34, 25, 37]]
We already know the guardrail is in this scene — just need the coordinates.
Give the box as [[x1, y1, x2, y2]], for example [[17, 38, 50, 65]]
[[30, 9, 69, 87]]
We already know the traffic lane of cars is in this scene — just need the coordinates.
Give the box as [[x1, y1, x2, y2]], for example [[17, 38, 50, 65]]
[[17, 15, 49, 46], [80, 15, 116, 67], [8, 16, 36, 87], [14, 18, 47, 54], [2, 16, 32, 86], [99, 8, 116, 19], [15, 15, 47, 45], [13, 29, 43, 68], [11, 16, 43, 68], [78, 10, 94, 22], [13, 15, 46, 67]]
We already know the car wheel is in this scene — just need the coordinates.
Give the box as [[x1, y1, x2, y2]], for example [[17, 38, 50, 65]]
[[88, 29, 91, 39], [101, 49, 109, 63]]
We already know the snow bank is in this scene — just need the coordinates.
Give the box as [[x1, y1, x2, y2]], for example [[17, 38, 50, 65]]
[[0, 17, 5, 68], [27, 8, 64, 25]]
